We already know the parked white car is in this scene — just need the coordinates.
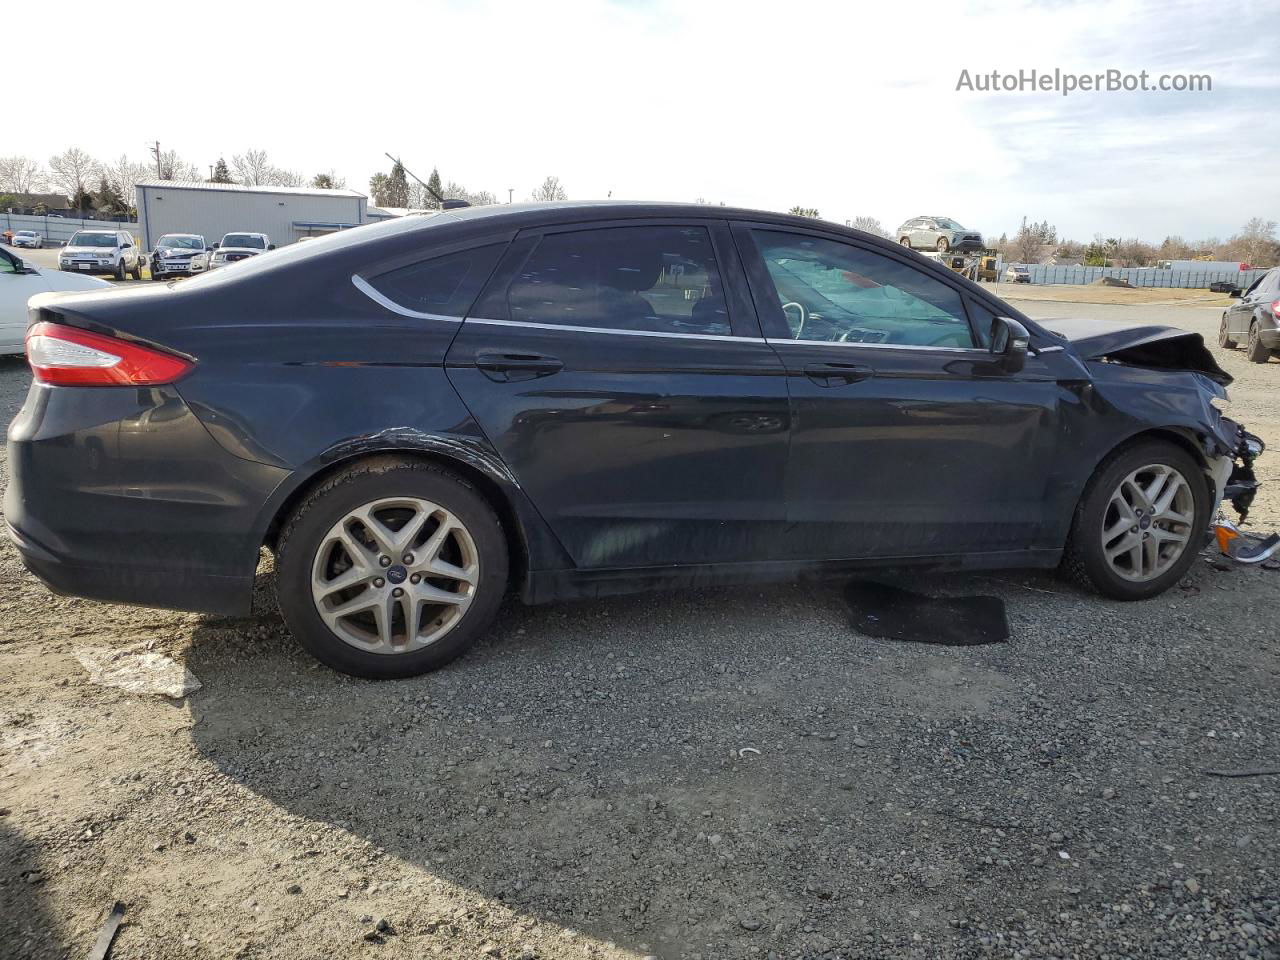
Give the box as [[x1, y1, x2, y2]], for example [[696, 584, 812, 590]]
[[1004, 264, 1031, 283], [149, 233, 211, 280], [208, 232, 274, 270], [10, 230, 42, 249], [0, 246, 112, 354], [59, 229, 143, 280]]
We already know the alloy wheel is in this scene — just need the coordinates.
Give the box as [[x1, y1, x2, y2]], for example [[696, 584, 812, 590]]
[[1099, 463, 1195, 582], [310, 496, 479, 654]]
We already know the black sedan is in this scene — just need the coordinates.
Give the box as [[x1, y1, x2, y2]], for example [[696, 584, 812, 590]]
[[5, 202, 1263, 678]]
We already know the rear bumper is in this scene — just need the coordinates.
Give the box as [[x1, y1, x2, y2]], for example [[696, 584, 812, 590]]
[[7, 517, 251, 615], [5, 382, 289, 616], [1257, 326, 1280, 349]]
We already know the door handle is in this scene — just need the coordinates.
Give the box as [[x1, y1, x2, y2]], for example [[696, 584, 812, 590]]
[[803, 362, 874, 387], [475, 351, 564, 382]]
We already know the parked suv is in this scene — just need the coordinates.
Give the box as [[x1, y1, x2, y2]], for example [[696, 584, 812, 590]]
[[59, 230, 143, 280], [208, 232, 274, 270], [896, 216, 984, 252], [1219, 266, 1280, 363], [149, 234, 211, 280]]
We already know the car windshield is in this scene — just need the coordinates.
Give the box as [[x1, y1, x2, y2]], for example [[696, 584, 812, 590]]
[[158, 236, 203, 250], [222, 234, 265, 249], [16, 231, 36, 237], [936, 218, 964, 230], [68, 233, 117, 247]]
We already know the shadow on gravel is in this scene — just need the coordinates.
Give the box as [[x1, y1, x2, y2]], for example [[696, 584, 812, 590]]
[[0, 821, 67, 960], [183, 567, 1276, 957]]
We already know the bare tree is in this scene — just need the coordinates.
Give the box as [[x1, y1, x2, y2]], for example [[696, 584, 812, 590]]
[[1012, 217, 1057, 264], [1225, 218, 1279, 268], [232, 149, 272, 187], [47, 148, 100, 201], [269, 168, 307, 187], [530, 176, 567, 202], [105, 155, 150, 209], [443, 181, 496, 206], [789, 206, 820, 219], [849, 215, 889, 238], [153, 149, 199, 181], [0, 156, 45, 193]]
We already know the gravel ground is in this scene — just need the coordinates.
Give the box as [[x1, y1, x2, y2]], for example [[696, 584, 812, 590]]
[[0, 299, 1277, 960]]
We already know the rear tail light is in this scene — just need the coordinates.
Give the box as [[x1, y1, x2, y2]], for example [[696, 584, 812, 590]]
[[26, 322, 193, 387], [1271, 298, 1280, 320]]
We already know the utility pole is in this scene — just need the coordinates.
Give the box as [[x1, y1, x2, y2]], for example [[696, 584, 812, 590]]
[[507, 188, 513, 204], [150, 141, 163, 179]]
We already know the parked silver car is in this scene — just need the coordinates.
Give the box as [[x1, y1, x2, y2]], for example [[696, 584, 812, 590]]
[[896, 216, 984, 253]]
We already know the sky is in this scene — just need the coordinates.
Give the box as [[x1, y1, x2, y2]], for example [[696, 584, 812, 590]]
[[21, 0, 1280, 243]]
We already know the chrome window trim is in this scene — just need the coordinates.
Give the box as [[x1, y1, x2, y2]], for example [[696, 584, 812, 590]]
[[765, 337, 988, 355], [350, 274, 463, 322], [464, 316, 752, 343]]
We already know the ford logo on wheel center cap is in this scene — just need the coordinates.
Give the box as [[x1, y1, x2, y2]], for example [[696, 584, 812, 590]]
[[386, 565, 408, 584]]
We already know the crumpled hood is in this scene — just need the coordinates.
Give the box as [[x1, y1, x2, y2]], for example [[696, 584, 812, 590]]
[[1047, 317, 1231, 386]]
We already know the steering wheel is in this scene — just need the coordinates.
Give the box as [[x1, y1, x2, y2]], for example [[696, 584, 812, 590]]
[[780, 301, 807, 338]]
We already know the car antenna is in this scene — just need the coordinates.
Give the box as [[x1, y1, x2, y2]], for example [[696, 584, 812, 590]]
[[383, 153, 469, 210]]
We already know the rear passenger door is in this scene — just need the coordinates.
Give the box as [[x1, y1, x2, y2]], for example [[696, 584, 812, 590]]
[[445, 220, 790, 569]]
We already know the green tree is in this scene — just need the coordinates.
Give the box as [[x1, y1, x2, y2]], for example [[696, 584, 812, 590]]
[[311, 170, 346, 190], [386, 162, 410, 208], [210, 158, 233, 183], [92, 176, 126, 215], [369, 172, 391, 206], [70, 186, 94, 214], [789, 206, 820, 218], [425, 167, 443, 209]]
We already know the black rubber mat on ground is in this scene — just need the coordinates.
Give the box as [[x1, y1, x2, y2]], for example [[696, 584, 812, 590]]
[[843, 580, 1009, 646]]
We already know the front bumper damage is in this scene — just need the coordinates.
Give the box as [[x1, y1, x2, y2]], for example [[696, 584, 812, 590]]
[[1211, 426, 1278, 564]]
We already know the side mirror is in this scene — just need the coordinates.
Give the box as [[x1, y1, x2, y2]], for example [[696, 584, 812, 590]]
[[989, 316, 1030, 373], [267, 243, 276, 250], [1229, 289, 1242, 299], [210, 242, 219, 249]]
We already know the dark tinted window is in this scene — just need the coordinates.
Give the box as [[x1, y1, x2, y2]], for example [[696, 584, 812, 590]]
[[368, 243, 506, 317], [507, 226, 731, 335], [752, 230, 975, 347]]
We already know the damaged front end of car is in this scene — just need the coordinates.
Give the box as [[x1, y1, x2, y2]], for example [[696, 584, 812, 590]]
[[1053, 316, 1276, 564]]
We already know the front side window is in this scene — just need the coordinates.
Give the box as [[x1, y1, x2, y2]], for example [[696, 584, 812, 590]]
[[751, 229, 976, 348], [507, 225, 731, 335], [365, 243, 506, 317], [0, 249, 19, 274]]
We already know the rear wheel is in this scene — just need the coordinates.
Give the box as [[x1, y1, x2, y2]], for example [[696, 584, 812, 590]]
[[1218, 315, 1237, 349], [1062, 441, 1208, 600], [130, 259, 142, 280], [936, 237, 950, 252], [899, 237, 911, 248], [1247, 322, 1270, 363], [276, 457, 509, 678]]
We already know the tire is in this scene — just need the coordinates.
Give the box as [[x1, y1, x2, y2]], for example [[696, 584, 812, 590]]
[[114, 259, 125, 281], [276, 456, 509, 679], [130, 260, 142, 280], [1246, 322, 1270, 363], [1062, 440, 1209, 601], [899, 237, 911, 248], [1218, 315, 1237, 350], [936, 237, 949, 252]]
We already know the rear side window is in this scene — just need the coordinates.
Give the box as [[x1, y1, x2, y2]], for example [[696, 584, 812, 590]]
[[506, 225, 731, 335], [366, 243, 506, 318]]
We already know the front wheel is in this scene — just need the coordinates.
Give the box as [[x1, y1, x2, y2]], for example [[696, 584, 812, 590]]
[[1062, 441, 1209, 600], [1247, 322, 1271, 363], [1218, 315, 1237, 349], [936, 237, 950, 252], [899, 237, 911, 248], [114, 259, 125, 280], [276, 457, 509, 678]]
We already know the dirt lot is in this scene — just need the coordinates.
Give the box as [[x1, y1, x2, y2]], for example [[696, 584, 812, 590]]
[[1, 298, 1277, 960]]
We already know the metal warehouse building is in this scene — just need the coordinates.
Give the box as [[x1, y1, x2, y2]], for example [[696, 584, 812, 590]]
[[135, 180, 375, 251]]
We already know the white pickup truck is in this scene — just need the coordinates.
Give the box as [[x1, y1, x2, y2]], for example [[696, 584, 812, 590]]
[[208, 232, 275, 270]]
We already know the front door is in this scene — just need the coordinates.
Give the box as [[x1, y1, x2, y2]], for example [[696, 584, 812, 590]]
[[0, 248, 48, 348], [733, 223, 1063, 561], [445, 220, 790, 569]]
